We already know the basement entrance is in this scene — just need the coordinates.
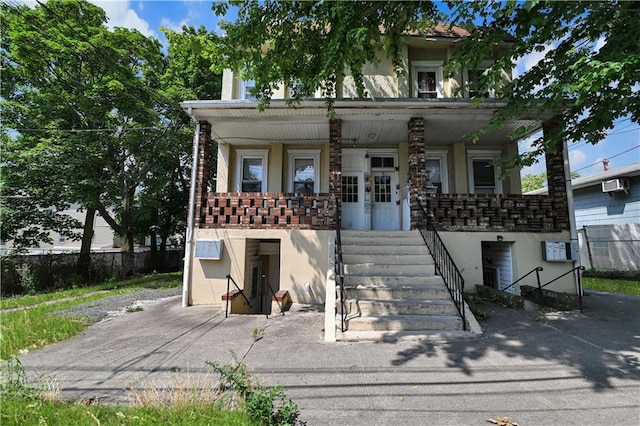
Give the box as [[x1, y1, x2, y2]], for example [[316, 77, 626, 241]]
[[246, 239, 281, 314], [481, 241, 514, 292]]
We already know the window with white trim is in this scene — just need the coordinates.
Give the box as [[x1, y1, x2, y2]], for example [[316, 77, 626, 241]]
[[236, 149, 269, 192], [240, 79, 256, 100], [465, 61, 495, 98], [425, 151, 449, 194], [412, 61, 444, 99], [288, 149, 320, 194], [467, 151, 502, 194]]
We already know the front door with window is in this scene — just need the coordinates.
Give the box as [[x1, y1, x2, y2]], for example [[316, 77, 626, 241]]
[[370, 155, 399, 231]]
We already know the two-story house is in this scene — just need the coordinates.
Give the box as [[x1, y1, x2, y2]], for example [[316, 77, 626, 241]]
[[180, 25, 580, 341]]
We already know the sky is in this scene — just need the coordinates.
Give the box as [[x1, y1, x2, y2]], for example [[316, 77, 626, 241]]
[[17, 0, 640, 181]]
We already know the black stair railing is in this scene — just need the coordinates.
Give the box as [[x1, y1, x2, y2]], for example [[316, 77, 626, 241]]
[[501, 266, 543, 294], [335, 203, 346, 332], [225, 274, 251, 318], [262, 274, 284, 317], [416, 200, 467, 331], [521, 265, 585, 312]]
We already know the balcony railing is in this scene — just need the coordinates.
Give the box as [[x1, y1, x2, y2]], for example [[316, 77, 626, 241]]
[[422, 194, 569, 232], [200, 192, 337, 230]]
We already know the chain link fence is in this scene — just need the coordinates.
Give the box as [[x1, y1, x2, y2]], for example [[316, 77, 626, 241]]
[[578, 224, 640, 272]]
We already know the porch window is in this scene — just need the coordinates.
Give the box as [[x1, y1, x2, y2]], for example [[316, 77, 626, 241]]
[[425, 151, 449, 194], [342, 176, 358, 203], [411, 61, 444, 99], [467, 150, 502, 194], [237, 149, 269, 192], [288, 149, 320, 194]]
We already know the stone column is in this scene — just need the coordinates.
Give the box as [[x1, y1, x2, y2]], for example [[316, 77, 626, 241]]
[[194, 121, 212, 227], [408, 117, 426, 229], [543, 116, 569, 231], [329, 119, 342, 231]]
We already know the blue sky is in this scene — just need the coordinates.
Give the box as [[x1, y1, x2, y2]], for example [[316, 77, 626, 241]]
[[22, 1, 640, 180]]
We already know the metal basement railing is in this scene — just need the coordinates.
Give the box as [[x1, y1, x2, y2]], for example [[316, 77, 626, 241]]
[[417, 200, 467, 331], [224, 274, 251, 318]]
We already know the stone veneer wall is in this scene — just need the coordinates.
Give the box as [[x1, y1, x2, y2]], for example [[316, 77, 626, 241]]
[[543, 116, 570, 228]]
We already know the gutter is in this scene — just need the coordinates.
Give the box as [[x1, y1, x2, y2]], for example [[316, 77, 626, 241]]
[[182, 121, 201, 308]]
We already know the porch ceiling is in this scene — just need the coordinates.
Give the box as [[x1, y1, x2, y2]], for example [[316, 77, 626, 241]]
[[181, 99, 542, 146]]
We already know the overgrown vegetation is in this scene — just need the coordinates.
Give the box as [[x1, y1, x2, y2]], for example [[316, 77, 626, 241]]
[[1, 352, 303, 425], [0, 272, 182, 359]]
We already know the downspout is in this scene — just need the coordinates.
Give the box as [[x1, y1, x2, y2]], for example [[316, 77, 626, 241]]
[[562, 139, 583, 311], [182, 121, 201, 308]]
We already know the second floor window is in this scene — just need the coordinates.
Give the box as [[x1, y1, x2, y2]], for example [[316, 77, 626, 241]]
[[467, 69, 490, 98], [237, 149, 269, 192], [288, 149, 320, 194], [241, 80, 256, 100], [412, 61, 444, 99]]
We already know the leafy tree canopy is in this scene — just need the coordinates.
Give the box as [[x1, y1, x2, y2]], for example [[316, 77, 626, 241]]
[[212, 0, 437, 109], [521, 171, 580, 193], [447, 0, 640, 169]]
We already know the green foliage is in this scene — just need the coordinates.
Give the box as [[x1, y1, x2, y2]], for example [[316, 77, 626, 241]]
[[0, 357, 42, 400], [211, 0, 437, 111], [582, 277, 640, 296], [464, 295, 489, 320], [15, 264, 37, 295], [208, 356, 304, 426], [447, 1, 640, 169]]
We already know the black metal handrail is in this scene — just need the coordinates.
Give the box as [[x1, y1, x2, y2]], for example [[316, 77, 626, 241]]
[[416, 200, 467, 331], [335, 202, 346, 332], [262, 274, 284, 317], [225, 274, 251, 318], [501, 266, 544, 294], [521, 265, 586, 311]]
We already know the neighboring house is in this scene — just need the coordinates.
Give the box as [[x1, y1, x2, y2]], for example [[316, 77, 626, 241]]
[[180, 25, 580, 340], [527, 163, 640, 271], [1, 204, 116, 254]]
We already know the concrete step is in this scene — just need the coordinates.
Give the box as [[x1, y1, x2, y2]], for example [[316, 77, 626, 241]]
[[342, 253, 432, 265], [336, 329, 476, 342], [341, 230, 423, 239], [341, 244, 429, 256], [341, 235, 425, 247], [341, 298, 459, 316], [342, 275, 444, 287], [344, 263, 435, 276], [345, 314, 463, 332], [343, 283, 450, 300]]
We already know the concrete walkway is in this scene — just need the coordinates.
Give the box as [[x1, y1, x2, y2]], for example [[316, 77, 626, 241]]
[[19, 290, 640, 425]]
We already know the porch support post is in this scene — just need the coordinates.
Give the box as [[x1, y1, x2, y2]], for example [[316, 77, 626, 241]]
[[329, 119, 342, 230], [194, 121, 212, 227], [408, 117, 426, 229], [543, 116, 569, 231]]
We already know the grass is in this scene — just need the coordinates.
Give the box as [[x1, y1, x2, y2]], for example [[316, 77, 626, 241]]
[[582, 277, 640, 296], [0, 272, 182, 360], [0, 399, 256, 426], [0, 272, 182, 310]]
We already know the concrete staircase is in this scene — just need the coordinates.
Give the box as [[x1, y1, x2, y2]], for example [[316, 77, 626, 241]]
[[337, 230, 467, 341]]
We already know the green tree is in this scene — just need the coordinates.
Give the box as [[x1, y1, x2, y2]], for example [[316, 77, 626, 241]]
[[212, 0, 437, 110], [447, 0, 640, 169], [1, 0, 164, 257], [521, 171, 580, 193]]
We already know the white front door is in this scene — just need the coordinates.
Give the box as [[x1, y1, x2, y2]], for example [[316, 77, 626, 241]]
[[371, 169, 398, 230]]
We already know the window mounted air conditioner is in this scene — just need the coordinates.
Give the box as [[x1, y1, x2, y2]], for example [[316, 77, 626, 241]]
[[601, 178, 629, 194]]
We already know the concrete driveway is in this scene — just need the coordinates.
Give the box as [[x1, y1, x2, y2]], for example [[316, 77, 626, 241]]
[[19, 290, 640, 425]]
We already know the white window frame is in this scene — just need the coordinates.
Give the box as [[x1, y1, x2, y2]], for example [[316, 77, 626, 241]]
[[236, 149, 269, 192], [239, 79, 256, 100], [464, 60, 495, 98], [411, 61, 444, 99], [287, 149, 320, 193], [467, 150, 503, 194], [425, 150, 449, 193]]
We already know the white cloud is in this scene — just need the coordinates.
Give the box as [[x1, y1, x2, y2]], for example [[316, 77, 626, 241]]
[[160, 17, 190, 33], [513, 43, 555, 78], [569, 149, 587, 167], [592, 36, 606, 53], [90, 1, 156, 38]]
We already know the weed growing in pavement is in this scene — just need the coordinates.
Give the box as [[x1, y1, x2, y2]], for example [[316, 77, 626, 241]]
[[126, 305, 144, 313], [208, 353, 305, 426]]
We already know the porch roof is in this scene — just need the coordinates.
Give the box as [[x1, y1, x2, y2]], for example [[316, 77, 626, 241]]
[[180, 98, 542, 147]]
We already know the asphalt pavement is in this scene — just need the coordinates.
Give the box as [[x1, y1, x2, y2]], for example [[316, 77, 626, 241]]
[[18, 290, 640, 425]]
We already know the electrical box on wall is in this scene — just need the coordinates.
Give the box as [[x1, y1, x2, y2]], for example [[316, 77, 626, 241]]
[[195, 240, 223, 260], [542, 241, 573, 262]]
